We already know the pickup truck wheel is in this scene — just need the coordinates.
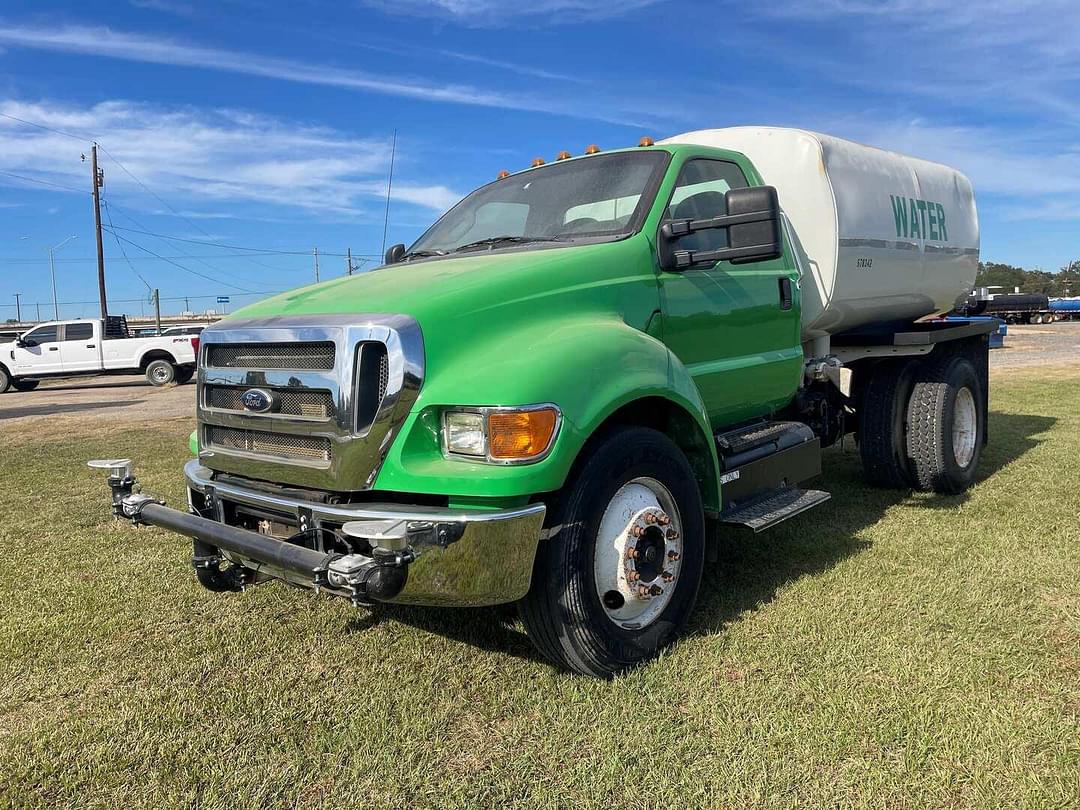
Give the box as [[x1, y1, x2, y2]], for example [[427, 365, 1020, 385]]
[[0, 366, 10, 394], [145, 359, 177, 386], [906, 355, 984, 494], [11, 379, 39, 392], [174, 366, 195, 385], [859, 359, 918, 489], [519, 426, 704, 678]]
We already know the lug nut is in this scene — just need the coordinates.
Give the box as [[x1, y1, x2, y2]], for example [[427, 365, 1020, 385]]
[[627, 570, 640, 583], [661, 571, 674, 582], [628, 525, 645, 538], [665, 528, 680, 541], [667, 550, 681, 562], [637, 584, 663, 598], [643, 512, 658, 525], [656, 513, 671, 526], [626, 548, 640, 560]]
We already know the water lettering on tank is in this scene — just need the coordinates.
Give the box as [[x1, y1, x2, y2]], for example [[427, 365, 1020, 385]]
[[890, 195, 948, 241]]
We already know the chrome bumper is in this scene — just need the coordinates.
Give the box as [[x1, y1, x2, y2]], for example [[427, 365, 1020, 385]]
[[184, 460, 546, 606]]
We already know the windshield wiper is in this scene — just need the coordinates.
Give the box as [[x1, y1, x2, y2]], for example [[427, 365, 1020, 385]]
[[401, 248, 448, 261], [449, 235, 566, 254]]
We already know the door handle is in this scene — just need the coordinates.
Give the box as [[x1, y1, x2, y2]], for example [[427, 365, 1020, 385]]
[[48, 346, 59, 351], [778, 277, 793, 311], [86, 344, 96, 348]]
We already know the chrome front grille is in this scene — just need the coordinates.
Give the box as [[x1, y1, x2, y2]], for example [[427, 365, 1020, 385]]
[[206, 341, 335, 370], [196, 315, 424, 491], [206, 426, 332, 463], [205, 385, 336, 419]]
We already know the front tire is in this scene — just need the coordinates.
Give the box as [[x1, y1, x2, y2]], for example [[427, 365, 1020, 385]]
[[519, 426, 705, 678], [11, 379, 39, 392], [145, 359, 177, 387], [906, 355, 985, 494], [0, 366, 10, 394], [174, 365, 195, 385]]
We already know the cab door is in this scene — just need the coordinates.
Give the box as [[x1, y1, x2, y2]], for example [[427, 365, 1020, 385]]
[[59, 321, 100, 372], [657, 157, 802, 429], [11, 323, 63, 375]]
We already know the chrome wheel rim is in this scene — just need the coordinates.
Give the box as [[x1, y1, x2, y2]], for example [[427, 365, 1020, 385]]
[[952, 387, 977, 468], [593, 476, 683, 630], [151, 365, 170, 383]]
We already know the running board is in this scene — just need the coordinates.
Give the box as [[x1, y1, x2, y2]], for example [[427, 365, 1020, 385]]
[[718, 487, 831, 533]]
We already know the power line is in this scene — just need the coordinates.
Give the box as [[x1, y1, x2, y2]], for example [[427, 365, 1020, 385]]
[[102, 199, 153, 293], [0, 111, 92, 142], [0, 169, 88, 194], [104, 223, 379, 257], [107, 231, 263, 294]]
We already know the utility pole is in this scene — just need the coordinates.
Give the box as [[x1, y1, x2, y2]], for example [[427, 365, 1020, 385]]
[[346, 247, 354, 276], [153, 289, 161, 335], [13, 293, 21, 322], [36, 302, 41, 321], [381, 129, 397, 258], [313, 247, 320, 283], [184, 296, 190, 312], [86, 144, 108, 318]]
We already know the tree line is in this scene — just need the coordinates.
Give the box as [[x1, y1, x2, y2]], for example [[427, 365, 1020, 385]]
[[975, 260, 1080, 298]]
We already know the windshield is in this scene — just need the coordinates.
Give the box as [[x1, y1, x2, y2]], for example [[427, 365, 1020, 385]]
[[407, 151, 669, 258]]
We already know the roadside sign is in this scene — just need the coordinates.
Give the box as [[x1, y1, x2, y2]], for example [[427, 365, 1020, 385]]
[[216, 296, 230, 304]]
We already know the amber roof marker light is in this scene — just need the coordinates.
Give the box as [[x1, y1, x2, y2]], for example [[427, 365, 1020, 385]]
[[584, 144, 601, 154], [531, 157, 546, 167], [496, 170, 510, 179], [638, 136, 655, 147], [556, 150, 572, 161]]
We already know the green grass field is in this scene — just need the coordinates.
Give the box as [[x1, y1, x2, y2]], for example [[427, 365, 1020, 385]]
[[1, 367, 1077, 808]]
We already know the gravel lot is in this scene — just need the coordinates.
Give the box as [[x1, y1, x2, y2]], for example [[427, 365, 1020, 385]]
[[1, 320, 1077, 431]]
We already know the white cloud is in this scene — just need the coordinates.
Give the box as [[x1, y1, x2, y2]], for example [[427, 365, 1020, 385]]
[[0, 98, 463, 217], [362, 0, 665, 25], [0, 23, 653, 126]]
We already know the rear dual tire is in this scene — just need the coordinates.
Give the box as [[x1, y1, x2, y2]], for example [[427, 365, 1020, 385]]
[[145, 359, 178, 387], [520, 426, 705, 679], [859, 354, 984, 495]]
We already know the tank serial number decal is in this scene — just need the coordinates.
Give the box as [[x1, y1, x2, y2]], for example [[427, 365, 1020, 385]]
[[857, 257, 873, 269]]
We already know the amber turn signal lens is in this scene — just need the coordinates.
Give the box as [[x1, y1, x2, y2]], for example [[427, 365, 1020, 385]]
[[488, 408, 558, 460], [531, 157, 545, 167], [556, 150, 571, 160], [584, 144, 601, 154], [638, 136, 654, 147], [497, 169, 510, 179]]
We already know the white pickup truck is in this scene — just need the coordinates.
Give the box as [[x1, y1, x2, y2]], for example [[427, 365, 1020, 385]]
[[0, 316, 197, 393]]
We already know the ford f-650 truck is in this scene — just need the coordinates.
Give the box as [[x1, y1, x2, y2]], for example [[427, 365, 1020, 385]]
[[92, 128, 994, 677], [1, 315, 197, 392]]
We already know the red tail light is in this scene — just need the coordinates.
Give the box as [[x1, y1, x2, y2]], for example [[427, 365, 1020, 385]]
[[191, 336, 200, 362]]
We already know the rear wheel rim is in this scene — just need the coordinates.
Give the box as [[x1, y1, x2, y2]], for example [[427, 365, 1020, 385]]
[[593, 476, 683, 630], [151, 365, 171, 383], [952, 387, 977, 468]]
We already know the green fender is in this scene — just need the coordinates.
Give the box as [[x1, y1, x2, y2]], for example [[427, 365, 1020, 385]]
[[374, 314, 722, 510]]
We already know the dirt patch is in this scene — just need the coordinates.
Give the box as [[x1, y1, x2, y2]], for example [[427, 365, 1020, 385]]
[[990, 320, 1080, 370]]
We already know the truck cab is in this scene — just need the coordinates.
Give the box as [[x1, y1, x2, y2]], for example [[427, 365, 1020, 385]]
[[94, 133, 994, 678]]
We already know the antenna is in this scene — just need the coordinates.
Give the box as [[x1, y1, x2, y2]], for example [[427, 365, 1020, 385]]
[[381, 129, 397, 258]]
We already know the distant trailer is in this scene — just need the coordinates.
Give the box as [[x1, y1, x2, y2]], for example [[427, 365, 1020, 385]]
[[955, 293, 1054, 324], [1049, 298, 1080, 321]]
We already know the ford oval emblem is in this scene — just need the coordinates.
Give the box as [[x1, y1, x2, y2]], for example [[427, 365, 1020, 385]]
[[241, 388, 274, 413]]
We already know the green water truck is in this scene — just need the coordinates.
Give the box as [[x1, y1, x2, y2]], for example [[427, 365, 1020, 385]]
[[93, 127, 995, 677]]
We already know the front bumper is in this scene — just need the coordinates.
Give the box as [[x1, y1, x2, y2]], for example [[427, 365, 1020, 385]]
[[102, 458, 547, 607]]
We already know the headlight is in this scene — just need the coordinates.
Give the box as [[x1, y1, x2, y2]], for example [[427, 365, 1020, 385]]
[[442, 405, 561, 464]]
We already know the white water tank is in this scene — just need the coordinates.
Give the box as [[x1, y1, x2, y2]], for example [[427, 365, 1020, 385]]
[[660, 127, 980, 340]]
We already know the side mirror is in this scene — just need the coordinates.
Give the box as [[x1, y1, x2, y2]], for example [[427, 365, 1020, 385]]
[[384, 243, 406, 265], [15, 339, 26, 348], [659, 185, 783, 271]]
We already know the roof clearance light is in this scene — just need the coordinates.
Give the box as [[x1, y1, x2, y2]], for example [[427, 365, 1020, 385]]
[[584, 144, 601, 154], [497, 170, 510, 179], [638, 136, 655, 147], [556, 150, 572, 161], [531, 157, 545, 167]]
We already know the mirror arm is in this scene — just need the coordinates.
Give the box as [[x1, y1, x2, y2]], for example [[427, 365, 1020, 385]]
[[664, 210, 779, 240], [673, 242, 785, 269]]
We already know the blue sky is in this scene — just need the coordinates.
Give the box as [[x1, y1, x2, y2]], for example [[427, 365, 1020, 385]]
[[0, 0, 1077, 320]]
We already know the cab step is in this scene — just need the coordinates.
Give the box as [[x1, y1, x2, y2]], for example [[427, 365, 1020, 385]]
[[717, 487, 831, 533]]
